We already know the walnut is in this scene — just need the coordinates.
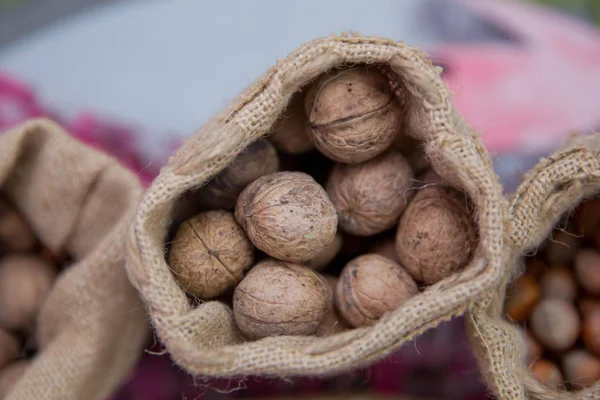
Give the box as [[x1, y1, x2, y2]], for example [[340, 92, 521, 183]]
[[0, 198, 36, 254], [0, 360, 29, 398], [305, 66, 402, 164], [233, 259, 331, 339], [168, 210, 254, 298], [305, 233, 343, 271], [0, 329, 20, 370], [327, 150, 413, 236], [369, 237, 400, 264], [269, 93, 314, 154], [316, 275, 349, 336], [235, 171, 337, 262]]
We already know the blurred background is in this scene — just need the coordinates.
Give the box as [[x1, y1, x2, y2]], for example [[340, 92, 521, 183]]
[[1, 0, 600, 399]]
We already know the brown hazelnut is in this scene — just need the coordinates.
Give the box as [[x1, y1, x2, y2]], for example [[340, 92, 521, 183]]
[[0, 255, 56, 331], [530, 298, 580, 352], [370, 237, 401, 264], [305, 66, 401, 164], [562, 349, 600, 390], [201, 139, 279, 210], [540, 266, 578, 301], [269, 94, 314, 154], [233, 259, 331, 339], [395, 186, 477, 284], [504, 275, 541, 322], [525, 331, 543, 364], [0, 329, 20, 370], [168, 210, 254, 299], [305, 233, 343, 271], [235, 171, 337, 263], [582, 311, 600, 357], [575, 249, 600, 295], [579, 296, 600, 318], [0, 199, 36, 254], [575, 198, 600, 239], [335, 254, 418, 328], [327, 150, 413, 236], [317, 275, 350, 336], [530, 359, 563, 388], [544, 230, 580, 266], [0, 360, 29, 398]]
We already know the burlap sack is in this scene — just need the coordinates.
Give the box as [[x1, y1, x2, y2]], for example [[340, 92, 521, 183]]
[[0, 119, 148, 400], [468, 134, 600, 400], [127, 34, 506, 377]]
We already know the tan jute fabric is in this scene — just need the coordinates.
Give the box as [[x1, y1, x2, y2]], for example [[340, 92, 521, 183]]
[[468, 133, 600, 400], [127, 34, 507, 377], [0, 119, 148, 400]]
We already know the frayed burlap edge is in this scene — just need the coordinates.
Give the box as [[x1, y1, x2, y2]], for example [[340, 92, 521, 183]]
[[468, 133, 600, 400], [127, 34, 507, 377]]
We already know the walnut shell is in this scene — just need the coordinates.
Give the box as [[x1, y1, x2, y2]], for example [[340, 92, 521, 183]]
[[168, 210, 254, 299], [530, 298, 580, 352], [0, 255, 57, 331], [335, 254, 418, 328], [269, 94, 315, 154], [0, 329, 20, 370], [0, 199, 36, 254], [233, 259, 331, 339], [305, 67, 402, 164], [395, 186, 476, 283], [369, 237, 401, 264], [327, 150, 414, 236], [305, 233, 343, 271], [317, 275, 350, 336], [0, 360, 29, 398], [235, 171, 337, 263], [201, 139, 279, 210]]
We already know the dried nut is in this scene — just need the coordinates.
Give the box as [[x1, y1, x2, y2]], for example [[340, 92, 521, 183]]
[[0, 199, 36, 253], [335, 254, 418, 328], [562, 350, 600, 390], [582, 311, 600, 357], [540, 266, 577, 301], [327, 150, 414, 236], [504, 275, 541, 322], [530, 298, 580, 352], [395, 186, 476, 283], [168, 210, 254, 299], [235, 172, 337, 263], [0, 329, 20, 370], [393, 135, 429, 174], [530, 359, 563, 388], [525, 258, 548, 280], [0, 255, 57, 331], [575, 249, 600, 295], [575, 198, 600, 239], [522, 329, 543, 364], [269, 94, 314, 154], [305, 66, 401, 164], [544, 230, 580, 266], [201, 139, 279, 210], [370, 237, 401, 264], [0, 360, 30, 397], [233, 259, 331, 339], [305, 233, 343, 271], [317, 275, 350, 336], [579, 297, 600, 318]]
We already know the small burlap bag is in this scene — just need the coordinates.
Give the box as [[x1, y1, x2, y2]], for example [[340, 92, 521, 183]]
[[0, 119, 148, 400], [127, 34, 506, 377], [468, 133, 600, 400]]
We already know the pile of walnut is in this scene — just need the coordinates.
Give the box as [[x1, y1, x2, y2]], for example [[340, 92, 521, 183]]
[[169, 65, 478, 340], [0, 197, 60, 398], [505, 198, 600, 390]]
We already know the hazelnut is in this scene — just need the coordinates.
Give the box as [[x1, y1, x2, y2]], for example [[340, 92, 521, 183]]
[[233, 259, 331, 339], [530, 298, 580, 352], [0, 360, 29, 398], [201, 139, 279, 210], [579, 296, 600, 318], [317, 275, 350, 336], [525, 331, 543, 364], [305, 66, 401, 164], [544, 230, 580, 266], [395, 186, 477, 283], [0, 199, 36, 254], [540, 266, 577, 301], [0, 329, 20, 370], [562, 349, 600, 390], [0, 255, 57, 331], [168, 210, 254, 299], [575, 198, 600, 239], [370, 237, 401, 264], [575, 249, 600, 295], [530, 359, 563, 388], [305, 233, 343, 271], [327, 150, 414, 236], [335, 254, 418, 328], [504, 275, 541, 322], [582, 311, 600, 357], [235, 171, 337, 263], [269, 94, 314, 154]]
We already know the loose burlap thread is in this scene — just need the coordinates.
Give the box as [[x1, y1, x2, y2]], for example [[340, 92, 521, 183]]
[[127, 34, 506, 377], [0, 119, 148, 400], [468, 133, 600, 400]]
